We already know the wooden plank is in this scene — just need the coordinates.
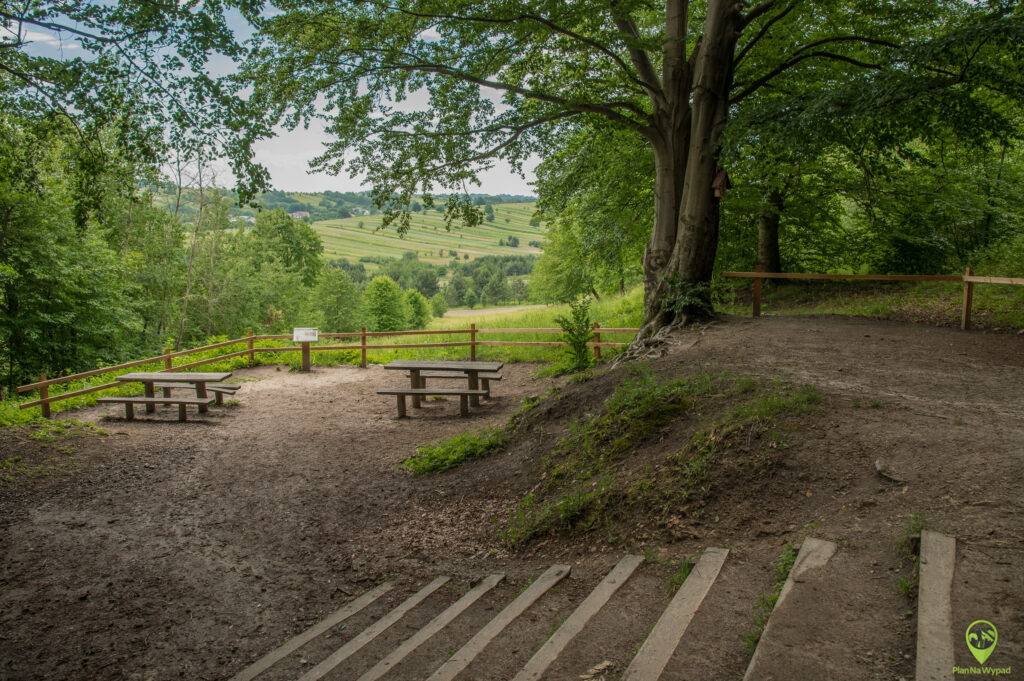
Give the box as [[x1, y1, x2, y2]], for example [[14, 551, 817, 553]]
[[512, 556, 643, 681], [117, 372, 232, 382], [427, 564, 571, 681], [298, 576, 450, 681], [963, 275, 1024, 285], [622, 548, 729, 681], [384, 360, 503, 372], [722, 271, 963, 282], [97, 396, 215, 405], [915, 530, 956, 681], [19, 380, 120, 410], [743, 537, 837, 681], [228, 582, 393, 681], [356, 575, 505, 681], [962, 267, 974, 331], [376, 389, 488, 396]]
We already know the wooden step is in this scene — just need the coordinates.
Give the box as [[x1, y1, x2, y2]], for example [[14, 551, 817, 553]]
[[297, 576, 450, 681], [915, 530, 956, 681], [228, 582, 393, 681], [356, 574, 505, 681], [426, 564, 571, 681], [623, 547, 729, 681], [743, 537, 838, 680], [512, 555, 642, 681]]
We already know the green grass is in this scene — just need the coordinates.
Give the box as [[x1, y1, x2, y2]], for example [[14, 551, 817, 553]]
[[314, 202, 544, 264], [668, 558, 696, 594], [897, 512, 927, 599], [402, 428, 506, 474], [744, 544, 799, 653], [717, 279, 1024, 331]]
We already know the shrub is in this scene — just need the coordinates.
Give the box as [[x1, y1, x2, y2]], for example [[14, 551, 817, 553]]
[[362, 275, 410, 331], [430, 291, 449, 317], [404, 289, 432, 329], [554, 297, 594, 372]]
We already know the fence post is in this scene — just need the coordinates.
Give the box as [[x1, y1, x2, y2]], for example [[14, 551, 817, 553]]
[[301, 341, 311, 371], [961, 266, 974, 331], [247, 328, 255, 367], [470, 323, 477, 361], [592, 322, 602, 361], [360, 326, 367, 368], [752, 266, 763, 318], [39, 373, 51, 419]]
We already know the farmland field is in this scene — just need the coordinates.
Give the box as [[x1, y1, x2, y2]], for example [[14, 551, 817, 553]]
[[312, 202, 544, 264]]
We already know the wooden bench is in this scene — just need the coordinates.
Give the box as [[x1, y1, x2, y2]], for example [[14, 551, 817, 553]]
[[403, 371, 503, 396], [97, 396, 216, 422], [154, 382, 240, 405], [376, 388, 488, 417]]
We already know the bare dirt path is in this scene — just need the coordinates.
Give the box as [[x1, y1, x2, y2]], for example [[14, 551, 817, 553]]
[[1, 315, 1021, 680]]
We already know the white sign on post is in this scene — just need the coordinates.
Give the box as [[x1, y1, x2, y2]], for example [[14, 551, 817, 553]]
[[293, 327, 319, 342]]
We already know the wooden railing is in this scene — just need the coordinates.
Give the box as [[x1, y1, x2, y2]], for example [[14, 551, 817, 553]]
[[722, 268, 1024, 329], [15, 323, 639, 417]]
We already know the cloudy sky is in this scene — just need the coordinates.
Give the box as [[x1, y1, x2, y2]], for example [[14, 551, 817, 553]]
[[9, 21, 538, 196]]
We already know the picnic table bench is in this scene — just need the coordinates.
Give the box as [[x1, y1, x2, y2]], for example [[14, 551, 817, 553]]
[[100, 372, 233, 421], [379, 360, 504, 417]]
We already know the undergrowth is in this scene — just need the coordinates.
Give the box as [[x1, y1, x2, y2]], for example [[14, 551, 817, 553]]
[[501, 366, 822, 549], [743, 544, 799, 653], [401, 393, 545, 475]]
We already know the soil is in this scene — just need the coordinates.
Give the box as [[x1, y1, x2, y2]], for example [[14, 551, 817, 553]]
[[1, 314, 1022, 681]]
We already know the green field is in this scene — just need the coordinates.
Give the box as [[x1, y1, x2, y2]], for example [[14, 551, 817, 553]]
[[313, 202, 544, 264]]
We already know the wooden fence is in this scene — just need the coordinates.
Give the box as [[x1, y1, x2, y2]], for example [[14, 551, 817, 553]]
[[15, 323, 639, 417], [722, 267, 1024, 329]]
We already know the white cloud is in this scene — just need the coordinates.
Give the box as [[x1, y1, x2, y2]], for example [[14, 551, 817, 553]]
[[21, 28, 81, 50]]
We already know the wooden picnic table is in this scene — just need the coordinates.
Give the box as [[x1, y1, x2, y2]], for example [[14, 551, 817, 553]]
[[383, 360, 503, 409], [116, 371, 232, 414]]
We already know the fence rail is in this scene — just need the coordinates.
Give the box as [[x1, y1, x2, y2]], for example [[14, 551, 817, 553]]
[[16, 323, 639, 417], [722, 267, 1024, 328]]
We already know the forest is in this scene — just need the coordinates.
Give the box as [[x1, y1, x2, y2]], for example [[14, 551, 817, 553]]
[[2, 1, 1023, 390]]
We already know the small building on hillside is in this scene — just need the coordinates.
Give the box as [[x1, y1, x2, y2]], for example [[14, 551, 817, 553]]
[[289, 210, 311, 219]]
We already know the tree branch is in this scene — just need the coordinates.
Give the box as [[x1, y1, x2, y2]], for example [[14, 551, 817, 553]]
[[734, 0, 799, 67], [607, 3, 665, 104], [731, 50, 885, 103]]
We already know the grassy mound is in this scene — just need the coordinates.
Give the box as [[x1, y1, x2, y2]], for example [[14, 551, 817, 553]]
[[499, 365, 822, 549]]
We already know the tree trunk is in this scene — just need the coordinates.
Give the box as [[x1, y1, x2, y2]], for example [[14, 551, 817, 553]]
[[757, 188, 784, 272], [639, 0, 740, 337]]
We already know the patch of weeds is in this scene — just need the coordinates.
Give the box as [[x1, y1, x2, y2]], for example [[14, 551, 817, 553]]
[[545, 365, 713, 484], [500, 478, 614, 549], [667, 558, 696, 594], [0, 455, 56, 483], [744, 544, 799, 653], [224, 399, 242, 407], [869, 399, 884, 409], [897, 513, 926, 600], [27, 419, 106, 444], [402, 428, 505, 474]]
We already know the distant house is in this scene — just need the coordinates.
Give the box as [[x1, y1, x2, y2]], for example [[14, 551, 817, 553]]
[[240, 215, 256, 224], [289, 210, 311, 219]]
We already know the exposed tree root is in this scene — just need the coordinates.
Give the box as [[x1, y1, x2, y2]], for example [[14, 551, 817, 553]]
[[614, 320, 709, 366]]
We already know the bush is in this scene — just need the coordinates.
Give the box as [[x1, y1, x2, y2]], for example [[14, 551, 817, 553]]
[[554, 297, 594, 372], [404, 289, 432, 329], [362, 275, 410, 331], [430, 291, 449, 317]]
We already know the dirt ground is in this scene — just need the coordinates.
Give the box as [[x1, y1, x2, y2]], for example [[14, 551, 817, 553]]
[[1, 315, 1022, 680]]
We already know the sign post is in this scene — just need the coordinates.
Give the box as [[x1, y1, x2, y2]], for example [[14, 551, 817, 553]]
[[293, 328, 319, 372]]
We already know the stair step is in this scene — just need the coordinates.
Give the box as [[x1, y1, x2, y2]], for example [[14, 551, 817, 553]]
[[512, 555, 643, 681], [228, 581, 393, 681], [916, 530, 956, 681], [623, 547, 729, 681], [743, 537, 838, 680], [298, 576, 450, 681], [426, 564, 571, 681], [356, 574, 505, 681]]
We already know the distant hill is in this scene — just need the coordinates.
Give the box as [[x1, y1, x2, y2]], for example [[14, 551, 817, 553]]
[[315, 202, 543, 265], [148, 184, 535, 224]]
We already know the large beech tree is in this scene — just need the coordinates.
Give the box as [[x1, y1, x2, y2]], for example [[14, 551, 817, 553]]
[[248, 0, 1023, 337]]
